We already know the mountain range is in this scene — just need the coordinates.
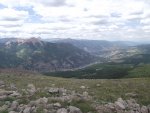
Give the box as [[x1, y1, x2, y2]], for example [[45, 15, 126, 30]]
[[0, 37, 150, 72], [0, 38, 97, 72]]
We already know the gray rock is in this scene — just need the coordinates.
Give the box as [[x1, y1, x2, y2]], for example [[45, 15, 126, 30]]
[[0, 95, 7, 100], [59, 88, 67, 96], [0, 80, 5, 86], [23, 107, 31, 113], [141, 106, 148, 113], [27, 84, 36, 95], [31, 106, 36, 113], [115, 98, 126, 110], [0, 104, 9, 111], [0, 89, 14, 96], [57, 108, 68, 113], [126, 99, 140, 112], [10, 84, 17, 90], [0, 81, 5, 88], [48, 88, 59, 94], [9, 111, 17, 113], [105, 103, 115, 109], [10, 101, 19, 111], [36, 97, 48, 104], [53, 103, 61, 108], [80, 86, 86, 89], [40, 97, 48, 104], [125, 92, 138, 98], [83, 91, 88, 97], [68, 106, 82, 113], [10, 91, 21, 97], [96, 84, 100, 87], [46, 104, 54, 110], [147, 105, 150, 112], [17, 104, 25, 113]]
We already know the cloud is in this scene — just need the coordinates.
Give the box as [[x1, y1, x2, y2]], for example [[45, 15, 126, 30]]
[[92, 19, 110, 25], [0, 8, 28, 21], [0, 7, 28, 37], [34, 0, 67, 7], [0, 0, 149, 41]]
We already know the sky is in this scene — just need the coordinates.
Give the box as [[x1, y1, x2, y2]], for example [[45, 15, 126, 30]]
[[0, 0, 150, 41]]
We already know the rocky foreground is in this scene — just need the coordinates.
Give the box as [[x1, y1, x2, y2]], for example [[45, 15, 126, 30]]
[[0, 80, 150, 113]]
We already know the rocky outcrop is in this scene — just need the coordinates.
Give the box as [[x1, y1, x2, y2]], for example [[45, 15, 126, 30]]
[[0, 81, 149, 113], [0, 82, 87, 113], [94, 98, 150, 113]]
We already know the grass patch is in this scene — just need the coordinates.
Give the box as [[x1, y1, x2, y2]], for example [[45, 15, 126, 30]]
[[44, 63, 133, 79], [0, 110, 9, 113], [127, 64, 150, 78], [70, 100, 96, 113]]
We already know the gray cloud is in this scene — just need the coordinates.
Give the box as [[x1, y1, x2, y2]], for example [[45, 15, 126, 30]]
[[0, 23, 22, 27], [89, 15, 109, 18], [92, 19, 110, 25], [0, 17, 20, 21], [130, 11, 143, 15], [111, 13, 122, 18], [37, 0, 67, 7], [59, 16, 72, 22]]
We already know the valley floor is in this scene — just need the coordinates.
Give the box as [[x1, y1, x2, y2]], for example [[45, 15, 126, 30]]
[[0, 71, 150, 113]]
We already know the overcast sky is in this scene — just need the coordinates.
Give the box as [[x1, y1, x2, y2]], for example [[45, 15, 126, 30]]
[[0, 0, 150, 41]]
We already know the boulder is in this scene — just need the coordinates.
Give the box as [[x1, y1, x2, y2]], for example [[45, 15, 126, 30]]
[[147, 105, 150, 112], [0, 89, 14, 96], [10, 101, 19, 111], [115, 98, 126, 110], [126, 99, 140, 111], [0, 95, 7, 100], [80, 86, 86, 89], [68, 106, 82, 113], [39, 97, 48, 104], [0, 80, 5, 87], [83, 91, 88, 97], [27, 84, 36, 95], [57, 108, 68, 113], [141, 106, 148, 113], [10, 91, 21, 97], [35, 97, 48, 105], [48, 88, 59, 94], [59, 88, 67, 96], [23, 107, 31, 113], [10, 84, 17, 90], [96, 84, 100, 87], [53, 103, 61, 108], [0, 104, 9, 111]]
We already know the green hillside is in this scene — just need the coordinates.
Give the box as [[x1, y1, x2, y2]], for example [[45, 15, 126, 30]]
[[45, 63, 150, 79]]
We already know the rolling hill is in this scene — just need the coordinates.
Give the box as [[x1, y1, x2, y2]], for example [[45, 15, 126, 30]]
[[48, 38, 139, 57]]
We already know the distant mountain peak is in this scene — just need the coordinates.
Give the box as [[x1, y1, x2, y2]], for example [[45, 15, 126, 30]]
[[22, 37, 44, 46]]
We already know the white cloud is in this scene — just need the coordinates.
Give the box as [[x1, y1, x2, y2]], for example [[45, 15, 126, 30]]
[[0, 0, 150, 41], [0, 8, 28, 21]]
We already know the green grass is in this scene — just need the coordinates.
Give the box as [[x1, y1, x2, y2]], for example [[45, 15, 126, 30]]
[[70, 100, 96, 113], [0, 73, 150, 105], [127, 64, 150, 78], [0, 110, 8, 113], [45, 63, 150, 79], [44, 63, 133, 79]]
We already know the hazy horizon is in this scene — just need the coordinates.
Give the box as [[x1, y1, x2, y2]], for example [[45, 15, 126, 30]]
[[0, 0, 150, 41]]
